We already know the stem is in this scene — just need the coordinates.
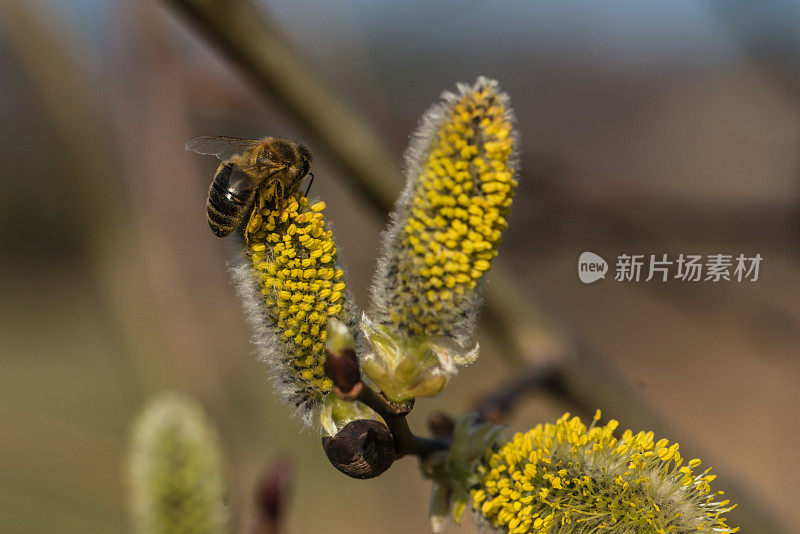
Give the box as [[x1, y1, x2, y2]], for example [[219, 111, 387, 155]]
[[355, 385, 447, 459], [474, 360, 564, 423]]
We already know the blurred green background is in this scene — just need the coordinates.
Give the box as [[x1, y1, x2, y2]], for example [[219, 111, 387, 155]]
[[1, 0, 798, 532]]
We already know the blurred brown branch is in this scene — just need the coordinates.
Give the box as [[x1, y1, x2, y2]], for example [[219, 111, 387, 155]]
[[0, 0, 158, 397], [161, 1, 788, 532]]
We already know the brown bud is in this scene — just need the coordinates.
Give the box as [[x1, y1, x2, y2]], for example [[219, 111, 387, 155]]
[[427, 411, 455, 439], [324, 348, 361, 393], [321, 419, 395, 479], [253, 457, 293, 534], [475, 401, 505, 424]]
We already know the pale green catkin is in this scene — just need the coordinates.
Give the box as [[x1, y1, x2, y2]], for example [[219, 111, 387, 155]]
[[128, 393, 229, 534]]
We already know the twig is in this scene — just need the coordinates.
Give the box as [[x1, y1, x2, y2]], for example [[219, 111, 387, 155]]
[[324, 347, 446, 462], [473, 360, 563, 424], [354, 385, 447, 459]]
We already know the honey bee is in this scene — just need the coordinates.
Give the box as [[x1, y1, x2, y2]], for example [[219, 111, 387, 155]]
[[186, 136, 313, 237]]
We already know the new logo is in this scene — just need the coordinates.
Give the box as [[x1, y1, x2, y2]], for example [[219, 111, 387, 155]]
[[578, 252, 608, 284]]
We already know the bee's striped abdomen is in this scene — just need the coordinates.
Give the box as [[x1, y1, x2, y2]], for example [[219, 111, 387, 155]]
[[206, 164, 249, 237]]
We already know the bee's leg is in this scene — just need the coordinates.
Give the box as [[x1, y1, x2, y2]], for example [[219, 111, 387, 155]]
[[270, 182, 285, 213], [242, 193, 261, 248], [279, 182, 287, 211], [304, 173, 315, 197], [262, 182, 277, 211]]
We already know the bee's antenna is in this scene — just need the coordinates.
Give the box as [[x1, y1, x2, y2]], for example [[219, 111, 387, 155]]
[[304, 173, 315, 197]]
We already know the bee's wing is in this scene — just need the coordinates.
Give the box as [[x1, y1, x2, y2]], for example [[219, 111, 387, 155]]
[[185, 136, 260, 160]]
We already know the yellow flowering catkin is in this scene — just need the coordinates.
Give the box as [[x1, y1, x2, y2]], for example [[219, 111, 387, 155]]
[[371, 76, 517, 347], [232, 190, 371, 434], [128, 393, 229, 534], [471, 412, 738, 534]]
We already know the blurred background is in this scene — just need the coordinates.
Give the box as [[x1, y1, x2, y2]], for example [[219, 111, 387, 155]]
[[1, 0, 798, 532]]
